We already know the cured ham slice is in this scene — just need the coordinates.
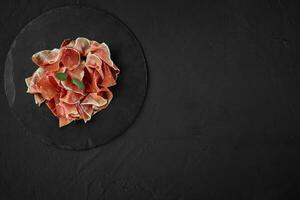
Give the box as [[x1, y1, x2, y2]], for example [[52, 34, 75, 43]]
[[32, 49, 61, 72], [46, 97, 58, 117], [73, 37, 91, 56], [81, 92, 108, 107], [60, 48, 81, 70], [60, 39, 74, 48], [86, 52, 103, 77], [61, 78, 85, 95], [91, 42, 120, 76], [76, 104, 93, 122], [25, 37, 120, 127], [100, 63, 118, 87], [60, 90, 83, 104], [36, 75, 60, 100], [34, 94, 45, 106], [66, 61, 85, 81]]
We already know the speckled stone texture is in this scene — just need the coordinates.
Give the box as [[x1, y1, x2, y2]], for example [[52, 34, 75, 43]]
[[1, 0, 300, 199]]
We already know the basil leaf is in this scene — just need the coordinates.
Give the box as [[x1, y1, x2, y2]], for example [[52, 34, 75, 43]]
[[72, 78, 85, 90], [55, 72, 68, 81]]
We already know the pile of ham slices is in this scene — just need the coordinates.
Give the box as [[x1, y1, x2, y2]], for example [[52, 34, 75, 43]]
[[25, 37, 120, 127]]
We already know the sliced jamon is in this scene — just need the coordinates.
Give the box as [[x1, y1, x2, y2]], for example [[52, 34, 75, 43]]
[[32, 49, 61, 71], [58, 102, 78, 117], [61, 77, 85, 95], [89, 42, 120, 87], [26, 68, 45, 93], [66, 62, 85, 81], [36, 75, 60, 100], [92, 43, 113, 66], [83, 67, 102, 93], [100, 63, 118, 87], [46, 97, 58, 117], [60, 48, 80, 70], [92, 42, 120, 75], [60, 39, 74, 48], [81, 93, 107, 107], [93, 87, 113, 114], [34, 94, 45, 106], [97, 87, 113, 105], [26, 37, 120, 127], [76, 104, 93, 122], [73, 37, 91, 56], [85, 52, 103, 78], [60, 90, 83, 104]]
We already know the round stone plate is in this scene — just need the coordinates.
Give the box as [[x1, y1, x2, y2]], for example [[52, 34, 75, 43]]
[[4, 6, 148, 150]]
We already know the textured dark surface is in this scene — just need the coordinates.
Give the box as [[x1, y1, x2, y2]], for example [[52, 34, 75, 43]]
[[4, 6, 147, 150], [1, 0, 300, 199]]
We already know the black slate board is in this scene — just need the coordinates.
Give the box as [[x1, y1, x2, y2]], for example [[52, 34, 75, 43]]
[[4, 6, 147, 150]]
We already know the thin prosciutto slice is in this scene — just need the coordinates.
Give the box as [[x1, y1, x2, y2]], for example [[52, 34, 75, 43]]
[[25, 37, 120, 127]]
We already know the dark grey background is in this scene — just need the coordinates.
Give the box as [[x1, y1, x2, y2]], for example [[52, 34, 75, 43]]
[[1, 0, 300, 199]]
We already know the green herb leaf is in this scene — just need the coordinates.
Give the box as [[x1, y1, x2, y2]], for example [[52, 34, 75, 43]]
[[55, 72, 68, 81], [72, 78, 85, 90]]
